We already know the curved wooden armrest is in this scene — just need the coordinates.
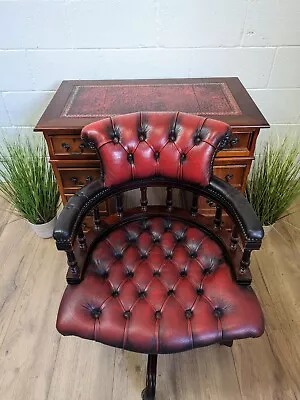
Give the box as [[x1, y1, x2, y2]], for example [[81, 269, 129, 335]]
[[208, 177, 264, 249], [53, 178, 106, 250]]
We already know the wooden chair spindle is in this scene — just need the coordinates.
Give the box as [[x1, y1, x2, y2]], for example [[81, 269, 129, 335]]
[[116, 194, 124, 217], [166, 187, 173, 212], [230, 225, 239, 250], [191, 193, 198, 216], [214, 205, 222, 229], [77, 226, 87, 249], [240, 249, 251, 273], [66, 250, 79, 275], [93, 206, 101, 230], [140, 188, 148, 212]]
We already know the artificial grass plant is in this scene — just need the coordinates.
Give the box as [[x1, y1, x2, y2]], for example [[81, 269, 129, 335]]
[[246, 136, 300, 226], [0, 136, 59, 224]]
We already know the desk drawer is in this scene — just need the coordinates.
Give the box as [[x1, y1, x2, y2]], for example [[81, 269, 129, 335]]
[[48, 129, 255, 160], [49, 135, 97, 159], [217, 129, 255, 158], [59, 167, 101, 190], [198, 162, 250, 214], [213, 164, 247, 187]]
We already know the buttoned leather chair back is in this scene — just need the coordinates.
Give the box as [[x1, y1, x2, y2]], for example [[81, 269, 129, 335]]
[[81, 112, 230, 187]]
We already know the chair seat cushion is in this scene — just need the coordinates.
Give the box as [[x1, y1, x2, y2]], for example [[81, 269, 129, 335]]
[[57, 217, 264, 354]]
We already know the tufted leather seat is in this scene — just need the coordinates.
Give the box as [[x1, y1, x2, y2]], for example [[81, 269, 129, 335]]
[[57, 216, 264, 354]]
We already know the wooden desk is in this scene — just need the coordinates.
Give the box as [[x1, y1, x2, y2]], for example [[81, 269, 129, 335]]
[[35, 78, 269, 221]]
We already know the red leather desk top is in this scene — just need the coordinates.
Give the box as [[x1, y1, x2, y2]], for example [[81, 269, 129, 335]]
[[61, 82, 241, 118], [35, 78, 269, 131]]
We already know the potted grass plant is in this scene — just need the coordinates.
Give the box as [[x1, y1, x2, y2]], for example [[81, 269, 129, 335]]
[[0, 136, 59, 238], [246, 136, 300, 233]]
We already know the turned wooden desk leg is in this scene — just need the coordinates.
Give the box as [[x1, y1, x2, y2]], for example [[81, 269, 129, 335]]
[[141, 354, 158, 400]]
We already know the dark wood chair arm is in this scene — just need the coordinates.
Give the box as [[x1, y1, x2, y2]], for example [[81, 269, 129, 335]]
[[53, 178, 106, 250], [208, 177, 264, 249]]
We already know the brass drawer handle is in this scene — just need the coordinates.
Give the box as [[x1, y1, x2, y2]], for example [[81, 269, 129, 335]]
[[85, 176, 93, 184], [61, 142, 70, 152], [230, 137, 239, 147], [225, 173, 233, 182], [206, 199, 216, 208], [71, 176, 78, 185], [61, 142, 86, 155]]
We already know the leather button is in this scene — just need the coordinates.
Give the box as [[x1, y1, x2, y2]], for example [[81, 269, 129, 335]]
[[176, 233, 185, 242], [190, 251, 197, 258], [137, 126, 147, 141], [124, 310, 131, 319], [141, 253, 148, 260], [112, 290, 119, 298], [169, 129, 176, 142], [126, 270, 134, 278], [141, 219, 149, 231], [213, 307, 224, 318], [180, 269, 187, 277], [165, 253, 173, 260], [196, 287, 204, 295], [139, 290, 147, 299], [128, 235, 137, 243], [100, 270, 109, 280], [152, 235, 160, 243], [194, 136, 201, 145], [154, 151, 160, 160], [167, 289, 175, 296], [155, 310, 162, 320], [185, 309, 193, 319], [113, 136, 119, 144], [203, 268, 211, 275], [127, 153, 134, 164], [91, 308, 101, 319], [114, 252, 123, 260], [164, 220, 172, 232], [180, 153, 186, 163], [153, 270, 161, 277], [194, 128, 208, 145]]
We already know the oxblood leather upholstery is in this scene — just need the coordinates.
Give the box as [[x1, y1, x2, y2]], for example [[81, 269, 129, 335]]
[[57, 216, 264, 354], [56, 112, 264, 358], [81, 112, 230, 187]]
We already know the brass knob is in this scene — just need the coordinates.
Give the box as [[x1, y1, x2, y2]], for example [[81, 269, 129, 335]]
[[61, 142, 70, 152], [225, 174, 233, 182], [71, 176, 78, 184], [85, 176, 93, 183], [230, 137, 239, 147], [206, 199, 216, 208]]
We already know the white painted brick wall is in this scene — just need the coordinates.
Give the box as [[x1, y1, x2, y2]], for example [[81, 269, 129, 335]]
[[0, 0, 299, 152]]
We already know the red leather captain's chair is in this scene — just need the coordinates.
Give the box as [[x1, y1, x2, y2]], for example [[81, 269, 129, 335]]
[[53, 112, 264, 399]]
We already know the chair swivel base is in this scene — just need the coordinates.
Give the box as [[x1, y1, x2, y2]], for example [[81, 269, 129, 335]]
[[141, 354, 157, 400], [140, 342, 233, 399]]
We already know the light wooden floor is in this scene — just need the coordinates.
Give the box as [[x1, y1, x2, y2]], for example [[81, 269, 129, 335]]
[[0, 197, 300, 400]]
